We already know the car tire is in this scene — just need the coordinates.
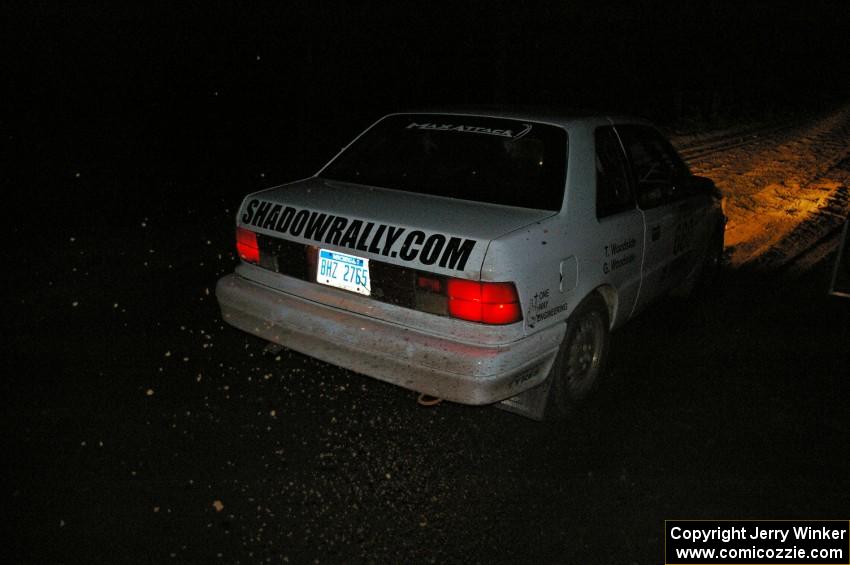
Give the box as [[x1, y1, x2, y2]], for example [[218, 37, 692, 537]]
[[544, 292, 610, 420]]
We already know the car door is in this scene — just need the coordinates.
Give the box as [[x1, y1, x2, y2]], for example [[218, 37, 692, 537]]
[[593, 126, 644, 326], [615, 125, 691, 313]]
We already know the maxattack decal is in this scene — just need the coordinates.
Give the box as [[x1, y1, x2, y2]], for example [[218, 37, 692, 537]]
[[405, 121, 533, 140], [241, 199, 477, 271]]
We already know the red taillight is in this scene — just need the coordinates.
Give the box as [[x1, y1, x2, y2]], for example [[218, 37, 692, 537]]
[[236, 227, 260, 264], [446, 279, 522, 325]]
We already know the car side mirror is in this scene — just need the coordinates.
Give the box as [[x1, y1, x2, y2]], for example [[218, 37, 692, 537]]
[[676, 175, 722, 201], [691, 174, 714, 191]]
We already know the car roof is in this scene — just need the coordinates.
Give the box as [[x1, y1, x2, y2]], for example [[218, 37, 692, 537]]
[[389, 105, 653, 129]]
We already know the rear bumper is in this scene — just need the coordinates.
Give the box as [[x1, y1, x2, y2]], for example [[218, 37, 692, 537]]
[[215, 273, 564, 405]]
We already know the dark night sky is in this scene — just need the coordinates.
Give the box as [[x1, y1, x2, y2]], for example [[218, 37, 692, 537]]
[[5, 1, 850, 204]]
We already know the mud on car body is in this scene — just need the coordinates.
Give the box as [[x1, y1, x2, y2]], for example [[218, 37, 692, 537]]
[[216, 111, 725, 420]]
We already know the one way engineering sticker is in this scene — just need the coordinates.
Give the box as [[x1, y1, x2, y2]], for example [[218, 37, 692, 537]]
[[241, 199, 478, 271]]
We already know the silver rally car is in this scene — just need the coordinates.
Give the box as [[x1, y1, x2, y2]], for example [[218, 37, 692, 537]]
[[216, 110, 725, 420]]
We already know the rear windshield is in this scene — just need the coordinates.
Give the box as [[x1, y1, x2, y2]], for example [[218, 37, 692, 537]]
[[320, 114, 568, 211]]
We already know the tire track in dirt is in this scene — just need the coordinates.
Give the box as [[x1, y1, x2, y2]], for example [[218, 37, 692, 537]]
[[684, 105, 850, 269], [692, 105, 850, 195], [675, 122, 802, 162]]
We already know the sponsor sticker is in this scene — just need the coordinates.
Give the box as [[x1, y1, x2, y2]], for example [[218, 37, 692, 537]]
[[240, 199, 478, 271], [405, 121, 533, 140]]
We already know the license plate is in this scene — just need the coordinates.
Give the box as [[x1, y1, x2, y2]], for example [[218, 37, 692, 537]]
[[317, 249, 371, 296]]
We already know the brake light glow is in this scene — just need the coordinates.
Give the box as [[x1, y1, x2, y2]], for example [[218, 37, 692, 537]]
[[236, 227, 260, 264], [446, 279, 522, 325]]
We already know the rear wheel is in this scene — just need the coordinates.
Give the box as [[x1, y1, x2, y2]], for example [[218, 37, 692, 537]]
[[544, 292, 610, 420]]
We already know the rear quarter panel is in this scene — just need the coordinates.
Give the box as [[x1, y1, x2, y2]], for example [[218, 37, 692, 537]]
[[482, 120, 622, 336]]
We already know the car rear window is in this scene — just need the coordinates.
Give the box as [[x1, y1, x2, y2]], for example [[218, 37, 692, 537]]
[[320, 114, 568, 211]]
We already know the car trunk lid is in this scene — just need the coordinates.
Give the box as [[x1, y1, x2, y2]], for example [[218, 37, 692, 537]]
[[238, 177, 556, 279]]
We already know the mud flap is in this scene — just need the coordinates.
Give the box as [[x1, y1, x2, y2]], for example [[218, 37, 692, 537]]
[[495, 376, 553, 421]]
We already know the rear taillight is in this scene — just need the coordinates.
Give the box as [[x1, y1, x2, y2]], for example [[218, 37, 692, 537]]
[[236, 227, 260, 264], [446, 279, 522, 325]]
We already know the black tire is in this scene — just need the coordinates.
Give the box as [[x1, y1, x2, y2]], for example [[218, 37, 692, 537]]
[[544, 292, 611, 420]]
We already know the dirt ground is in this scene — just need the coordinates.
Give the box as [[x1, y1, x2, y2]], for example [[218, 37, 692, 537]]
[[6, 109, 850, 564], [681, 105, 850, 271]]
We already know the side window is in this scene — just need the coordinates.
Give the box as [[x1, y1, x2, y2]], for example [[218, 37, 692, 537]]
[[595, 126, 635, 219], [616, 125, 690, 209]]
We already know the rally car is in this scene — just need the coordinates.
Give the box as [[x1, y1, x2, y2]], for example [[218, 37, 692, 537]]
[[216, 110, 725, 420]]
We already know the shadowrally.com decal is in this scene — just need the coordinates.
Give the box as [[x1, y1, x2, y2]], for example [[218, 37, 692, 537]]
[[241, 199, 478, 271]]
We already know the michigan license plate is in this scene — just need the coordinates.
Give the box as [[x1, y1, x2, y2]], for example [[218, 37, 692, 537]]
[[317, 249, 371, 296]]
